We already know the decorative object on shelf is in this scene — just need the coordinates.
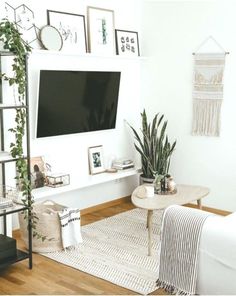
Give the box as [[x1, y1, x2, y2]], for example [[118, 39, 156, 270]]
[[112, 158, 134, 170], [106, 168, 118, 173], [47, 10, 87, 53], [128, 109, 177, 183], [4, 3, 40, 47], [30, 156, 46, 189], [192, 36, 229, 137], [115, 29, 140, 57], [4, 3, 15, 22], [87, 6, 115, 55], [88, 145, 105, 175], [46, 173, 70, 188], [39, 25, 63, 51], [0, 197, 13, 209]]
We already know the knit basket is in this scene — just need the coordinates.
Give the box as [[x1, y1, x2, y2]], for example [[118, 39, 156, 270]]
[[19, 200, 66, 253]]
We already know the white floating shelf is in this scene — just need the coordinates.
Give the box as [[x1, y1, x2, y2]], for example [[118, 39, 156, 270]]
[[32, 167, 141, 200]]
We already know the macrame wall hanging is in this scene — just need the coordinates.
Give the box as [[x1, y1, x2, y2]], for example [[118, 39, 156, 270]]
[[192, 36, 229, 137]]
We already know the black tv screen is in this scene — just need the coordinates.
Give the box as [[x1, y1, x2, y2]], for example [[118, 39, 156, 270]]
[[36, 70, 121, 138]]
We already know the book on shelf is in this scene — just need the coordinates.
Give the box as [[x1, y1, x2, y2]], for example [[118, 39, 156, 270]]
[[112, 163, 134, 170], [0, 197, 13, 209], [0, 151, 11, 160]]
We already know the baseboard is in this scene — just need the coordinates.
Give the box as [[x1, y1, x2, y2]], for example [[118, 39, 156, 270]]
[[185, 203, 231, 216], [81, 196, 232, 216], [80, 196, 131, 216]]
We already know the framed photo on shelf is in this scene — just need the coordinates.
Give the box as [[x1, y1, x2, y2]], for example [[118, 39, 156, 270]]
[[30, 156, 46, 189], [115, 29, 140, 57], [87, 6, 115, 55], [47, 10, 87, 53], [88, 145, 105, 175]]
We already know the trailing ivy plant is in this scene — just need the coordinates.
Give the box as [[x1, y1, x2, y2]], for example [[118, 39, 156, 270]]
[[0, 19, 46, 241]]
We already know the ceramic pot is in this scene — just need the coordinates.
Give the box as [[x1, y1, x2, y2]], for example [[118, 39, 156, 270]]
[[139, 175, 154, 185]]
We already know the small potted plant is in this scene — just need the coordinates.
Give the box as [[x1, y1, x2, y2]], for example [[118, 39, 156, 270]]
[[129, 109, 176, 190]]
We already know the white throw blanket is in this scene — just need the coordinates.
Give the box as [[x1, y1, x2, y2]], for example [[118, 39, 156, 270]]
[[58, 208, 83, 249], [157, 205, 212, 295]]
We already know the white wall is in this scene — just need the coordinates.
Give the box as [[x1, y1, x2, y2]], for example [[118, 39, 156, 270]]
[[141, 0, 236, 211], [0, 0, 143, 229]]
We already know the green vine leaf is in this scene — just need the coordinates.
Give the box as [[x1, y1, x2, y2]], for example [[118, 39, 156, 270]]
[[0, 20, 47, 241]]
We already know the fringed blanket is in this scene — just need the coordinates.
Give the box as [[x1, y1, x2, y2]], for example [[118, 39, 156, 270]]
[[156, 205, 211, 295], [58, 208, 83, 249], [192, 53, 225, 137]]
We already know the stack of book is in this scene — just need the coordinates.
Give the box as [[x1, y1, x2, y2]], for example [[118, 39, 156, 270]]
[[112, 159, 134, 170], [0, 197, 13, 209]]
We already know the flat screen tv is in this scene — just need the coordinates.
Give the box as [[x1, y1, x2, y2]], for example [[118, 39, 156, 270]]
[[36, 70, 121, 138]]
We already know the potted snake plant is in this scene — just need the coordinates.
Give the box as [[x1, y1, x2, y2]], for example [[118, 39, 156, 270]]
[[129, 109, 176, 186]]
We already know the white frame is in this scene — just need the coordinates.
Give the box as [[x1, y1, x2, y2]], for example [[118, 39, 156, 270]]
[[88, 145, 105, 175], [115, 29, 140, 57], [47, 10, 87, 53], [87, 6, 115, 55]]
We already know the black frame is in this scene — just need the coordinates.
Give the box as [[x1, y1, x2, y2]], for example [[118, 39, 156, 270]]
[[115, 29, 140, 57], [47, 9, 87, 53]]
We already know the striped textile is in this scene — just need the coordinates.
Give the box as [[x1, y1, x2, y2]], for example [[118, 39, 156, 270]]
[[157, 205, 212, 295], [58, 208, 83, 249]]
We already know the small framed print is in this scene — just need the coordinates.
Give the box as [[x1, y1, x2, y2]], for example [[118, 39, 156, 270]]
[[88, 145, 105, 175], [115, 29, 140, 57], [87, 6, 115, 55], [30, 156, 46, 189], [47, 9, 87, 53]]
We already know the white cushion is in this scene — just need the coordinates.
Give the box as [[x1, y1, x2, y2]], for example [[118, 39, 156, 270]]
[[196, 213, 236, 294]]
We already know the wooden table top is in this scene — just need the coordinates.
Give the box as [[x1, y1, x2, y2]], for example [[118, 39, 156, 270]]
[[131, 184, 209, 210]]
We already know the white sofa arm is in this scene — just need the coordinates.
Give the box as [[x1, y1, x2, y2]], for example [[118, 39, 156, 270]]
[[196, 213, 236, 295]]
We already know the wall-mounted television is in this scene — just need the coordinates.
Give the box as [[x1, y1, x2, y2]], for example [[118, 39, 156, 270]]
[[36, 70, 121, 138]]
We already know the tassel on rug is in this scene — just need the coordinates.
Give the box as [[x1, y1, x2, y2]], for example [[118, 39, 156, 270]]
[[192, 53, 225, 137]]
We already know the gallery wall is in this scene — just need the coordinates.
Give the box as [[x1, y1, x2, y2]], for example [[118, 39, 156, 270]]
[[141, 0, 236, 211]]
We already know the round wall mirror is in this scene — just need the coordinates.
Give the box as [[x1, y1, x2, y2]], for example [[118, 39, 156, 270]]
[[40, 25, 63, 51]]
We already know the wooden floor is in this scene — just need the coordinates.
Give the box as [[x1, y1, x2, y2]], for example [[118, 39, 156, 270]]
[[0, 201, 166, 295]]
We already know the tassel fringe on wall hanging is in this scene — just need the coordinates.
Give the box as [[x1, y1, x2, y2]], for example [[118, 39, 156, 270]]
[[192, 36, 229, 137]]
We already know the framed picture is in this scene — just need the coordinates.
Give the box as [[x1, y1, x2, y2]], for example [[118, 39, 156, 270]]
[[87, 6, 115, 55], [115, 29, 140, 57], [47, 10, 87, 53], [88, 146, 105, 175], [30, 156, 46, 189]]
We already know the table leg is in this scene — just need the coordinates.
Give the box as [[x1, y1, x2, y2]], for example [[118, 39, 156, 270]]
[[147, 210, 153, 256], [197, 198, 202, 210]]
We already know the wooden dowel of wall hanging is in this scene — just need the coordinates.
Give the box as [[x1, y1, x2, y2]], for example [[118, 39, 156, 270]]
[[192, 52, 230, 55]]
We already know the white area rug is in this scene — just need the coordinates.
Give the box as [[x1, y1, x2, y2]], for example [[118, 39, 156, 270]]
[[41, 208, 163, 294]]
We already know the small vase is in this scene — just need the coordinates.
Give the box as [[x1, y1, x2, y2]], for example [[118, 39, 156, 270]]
[[167, 177, 176, 192]]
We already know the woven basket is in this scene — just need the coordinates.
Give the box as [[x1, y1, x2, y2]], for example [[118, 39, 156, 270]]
[[19, 200, 66, 253]]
